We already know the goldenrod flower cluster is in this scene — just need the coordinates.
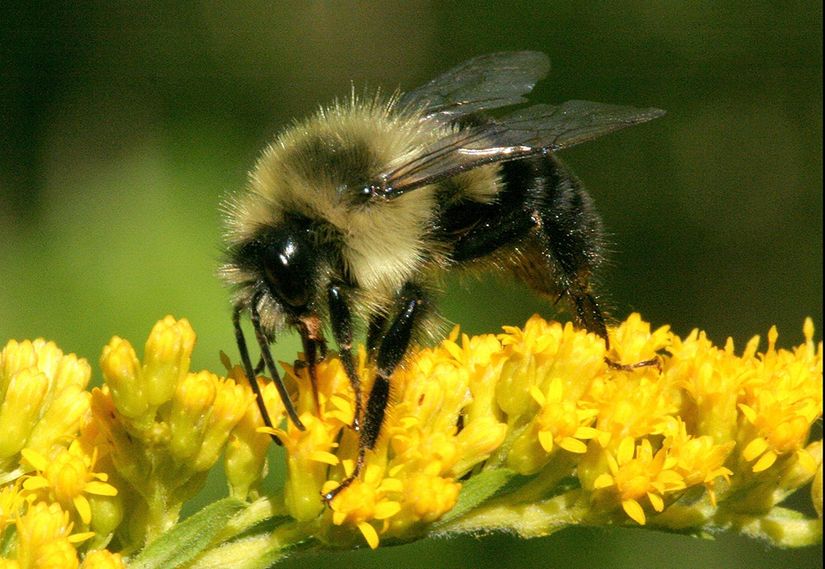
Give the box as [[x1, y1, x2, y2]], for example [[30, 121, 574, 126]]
[[0, 314, 821, 568], [0, 339, 122, 568], [279, 314, 822, 549]]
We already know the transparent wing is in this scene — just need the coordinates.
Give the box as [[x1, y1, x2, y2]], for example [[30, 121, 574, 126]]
[[370, 100, 665, 198], [398, 51, 551, 123]]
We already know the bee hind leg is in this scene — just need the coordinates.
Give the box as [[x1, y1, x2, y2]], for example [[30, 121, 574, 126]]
[[524, 156, 657, 370], [566, 285, 658, 370]]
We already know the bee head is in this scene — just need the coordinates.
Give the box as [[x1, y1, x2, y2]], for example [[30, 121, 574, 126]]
[[236, 217, 320, 317]]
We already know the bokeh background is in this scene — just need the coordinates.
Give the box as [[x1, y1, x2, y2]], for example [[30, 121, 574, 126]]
[[1, 3, 821, 568]]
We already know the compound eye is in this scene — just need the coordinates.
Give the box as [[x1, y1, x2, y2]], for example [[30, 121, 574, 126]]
[[262, 234, 312, 309]]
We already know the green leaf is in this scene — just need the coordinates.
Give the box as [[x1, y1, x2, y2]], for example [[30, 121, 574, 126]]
[[433, 468, 517, 528], [129, 498, 247, 569]]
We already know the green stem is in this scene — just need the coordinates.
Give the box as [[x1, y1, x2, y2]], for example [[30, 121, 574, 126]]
[[213, 494, 290, 544], [435, 489, 586, 539], [186, 520, 318, 569], [501, 454, 578, 504]]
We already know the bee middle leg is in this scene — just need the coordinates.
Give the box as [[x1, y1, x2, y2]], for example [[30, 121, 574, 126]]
[[322, 282, 426, 504]]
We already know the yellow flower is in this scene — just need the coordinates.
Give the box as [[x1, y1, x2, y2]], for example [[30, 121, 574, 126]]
[[293, 331, 506, 548], [323, 462, 407, 549], [266, 355, 354, 523], [166, 369, 253, 471], [0, 483, 26, 535], [100, 316, 196, 427], [79, 550, 125, 569], [497, 317, 605, 418], [0, 339, 91, 473], [591, 437, 687, 525], [586, 321, 676, 449], [92, 316, 258, 546], [224, 366, 285, 499], [190, 374, 254, 472], [496, 319, 603, 474], [669, 329, 747, 444], [11, 501, 92, 569], [663, 419, 734, 506], [20, 441, 117, 526], [274, 314, 820, 547], [2, 313, 821, 561], [737, 321, 822, 474], [606, 312, 672, 365]]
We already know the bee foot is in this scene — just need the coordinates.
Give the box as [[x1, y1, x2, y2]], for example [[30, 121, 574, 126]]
[[322, 474, 356, 505], [605, 355, 661, 372]]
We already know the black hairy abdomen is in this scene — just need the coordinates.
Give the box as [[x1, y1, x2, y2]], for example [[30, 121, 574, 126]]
[[438, 154, 604, 279]]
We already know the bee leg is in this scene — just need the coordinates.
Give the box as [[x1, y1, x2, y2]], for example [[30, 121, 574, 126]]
[[299, 334, 322, 414], [253, 325, 277, 374], [233, 307, 283, 444], [450, 209, 537, 263], [568, 285, 608, 341], [322, 283, 425, 504], [366, 312, 387, 360], [580, 291, 662, 371], [292, 335, 327, 374], [249, 297, 307, 432], [233, 302, 309, 443], [566, 287, 657, 369], [526, 156, 659, 371], [328, 283, 362, 432], [317, 337, 328, 359], [562, 284, 661, 371]]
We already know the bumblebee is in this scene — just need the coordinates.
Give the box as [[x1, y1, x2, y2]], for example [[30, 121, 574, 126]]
[[220, 52, 664, 501]]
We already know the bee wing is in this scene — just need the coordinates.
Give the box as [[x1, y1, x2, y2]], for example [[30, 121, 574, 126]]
[[371, 100, 665, 198], [398, 51, 551, 123]]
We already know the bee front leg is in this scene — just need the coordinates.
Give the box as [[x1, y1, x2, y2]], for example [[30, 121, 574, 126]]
[[322, 283, 425, 504], [297, 315, 328, 412], [298, 334, 322, 412], [328, 283, 362, 431]]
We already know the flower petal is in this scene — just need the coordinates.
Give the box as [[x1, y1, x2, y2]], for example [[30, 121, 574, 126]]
[[622, 499, 646, 525], [74, 494, 92, 524], [85, 481, 118, 497], [357, 521, 380, 549]]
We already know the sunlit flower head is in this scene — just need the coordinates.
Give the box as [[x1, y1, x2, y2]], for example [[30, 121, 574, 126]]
[[91, 316, 258, 547], [737, 322, 822, 474], [78, 550, 126, 569], [6, 501, 93, 569], [21, 440, 117, 526], [0, 339, 91, 478], [1, 313, 820, 562], [591, 436, 686, 524], [247, 314, 822, 548]]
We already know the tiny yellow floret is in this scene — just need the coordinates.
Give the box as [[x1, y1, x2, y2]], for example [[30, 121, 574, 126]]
[[21, 441, 117, 526]]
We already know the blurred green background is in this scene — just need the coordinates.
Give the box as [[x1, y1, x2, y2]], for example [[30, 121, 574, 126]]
[[1, 2, 821, 568]]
